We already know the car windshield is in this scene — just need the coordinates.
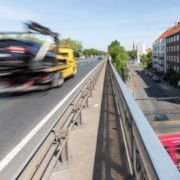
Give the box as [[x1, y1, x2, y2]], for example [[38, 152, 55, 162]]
[[157, 115, 169, 120]]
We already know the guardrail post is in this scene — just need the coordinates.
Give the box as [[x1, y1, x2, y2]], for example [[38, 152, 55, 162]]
[[76, 111, 82, 126], [82, 90, 88, 109], [60, 141, 69, 163], [84, 97, 88, 108]]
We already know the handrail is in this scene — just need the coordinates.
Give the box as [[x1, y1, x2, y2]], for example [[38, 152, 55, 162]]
[[108, 59, 180, 179]]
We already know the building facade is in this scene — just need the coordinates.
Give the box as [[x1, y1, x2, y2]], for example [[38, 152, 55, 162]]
[[153, 22, 180, 74], [166, 22, 180, 73], [136, 42, 146, 63], [152, 27, 174, 73]]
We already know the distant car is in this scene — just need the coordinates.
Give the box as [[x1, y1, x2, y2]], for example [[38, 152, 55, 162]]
[[154, 115, 169, 121], [132, 72, 137, 76], [152, 76, 161, 83], [98, 57, 103, 60]]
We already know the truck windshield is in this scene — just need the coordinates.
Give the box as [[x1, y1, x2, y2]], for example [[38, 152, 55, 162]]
[[59, 53, 68, 57]]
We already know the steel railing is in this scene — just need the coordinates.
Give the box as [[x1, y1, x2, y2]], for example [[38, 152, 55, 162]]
[[108, 59, 180, 180]]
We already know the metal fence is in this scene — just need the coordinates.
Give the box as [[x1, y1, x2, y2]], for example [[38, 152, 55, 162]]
[[108, 59, 180, 180]]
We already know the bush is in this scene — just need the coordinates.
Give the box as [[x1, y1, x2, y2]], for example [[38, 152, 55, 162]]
[[163, 69, 176, 81], [169, 73, 180, 87]]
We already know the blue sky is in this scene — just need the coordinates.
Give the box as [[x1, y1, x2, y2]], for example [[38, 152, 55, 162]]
[[0, 0, 180, 51]]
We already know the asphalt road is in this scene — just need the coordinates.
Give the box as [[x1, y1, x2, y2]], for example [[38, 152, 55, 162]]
[[0, 58, 101, 161], [127, 60, 180, 122]]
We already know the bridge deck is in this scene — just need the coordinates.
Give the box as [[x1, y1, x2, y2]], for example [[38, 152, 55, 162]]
[[50, 61, 131, 180]]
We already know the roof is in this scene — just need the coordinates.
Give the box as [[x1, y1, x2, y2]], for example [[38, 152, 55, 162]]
[[155, 22, 180, 42], [168, 22, 180, 37], [155, 27, 174, 42], [146, 48, 152, 52]]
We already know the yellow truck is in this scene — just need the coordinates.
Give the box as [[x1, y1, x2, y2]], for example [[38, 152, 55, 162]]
[[0, 22, 77, 92]]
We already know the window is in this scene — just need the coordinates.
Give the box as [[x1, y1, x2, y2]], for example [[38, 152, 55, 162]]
[[177, 56, 180, 63], [174, 66, 176, 71], [174, 46, 176, 51], [59, 53, 68, 57], [177, 67, 179, 73], [177, 35, 179, 41], [171, 37, 173, 42], [174, 36, 176, 41], [177, 45, 179, 51], [174, 56, 176, 62]]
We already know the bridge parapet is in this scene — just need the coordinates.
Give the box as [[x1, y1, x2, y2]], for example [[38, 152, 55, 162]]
[[109, 59, 180, 179]]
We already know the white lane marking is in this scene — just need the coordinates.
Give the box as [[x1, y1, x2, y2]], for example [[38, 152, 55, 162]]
[[0, 64, 100, 172]]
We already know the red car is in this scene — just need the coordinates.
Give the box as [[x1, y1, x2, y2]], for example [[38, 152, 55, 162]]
[[158, 133, 180, 171]]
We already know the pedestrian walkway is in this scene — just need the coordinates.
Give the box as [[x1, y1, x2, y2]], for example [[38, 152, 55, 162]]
[[49, 61, 131, 180]]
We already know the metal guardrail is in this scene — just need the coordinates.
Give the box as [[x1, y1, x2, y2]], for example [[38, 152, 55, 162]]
[[108, 59, 180, 180], [17, 60, 105, 179], [0, 60, 105, 180]]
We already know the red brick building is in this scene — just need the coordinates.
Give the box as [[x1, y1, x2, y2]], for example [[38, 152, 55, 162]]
[[166, 22, 180, 72]]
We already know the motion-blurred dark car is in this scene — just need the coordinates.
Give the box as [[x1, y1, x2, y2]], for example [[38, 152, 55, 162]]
[[98, 56, 103, 60], [154, 115, 169, 121], [0, 39, 57, 70], [152, 76, 161, 83]]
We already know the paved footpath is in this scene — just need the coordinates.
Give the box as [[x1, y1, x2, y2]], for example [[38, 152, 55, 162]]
[[49, 61, 131, 180]]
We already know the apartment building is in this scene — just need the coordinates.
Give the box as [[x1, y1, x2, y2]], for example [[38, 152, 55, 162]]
[[136, 42, 146, 63], [152, 27, 173, 73], [166, 22, 180, 73]]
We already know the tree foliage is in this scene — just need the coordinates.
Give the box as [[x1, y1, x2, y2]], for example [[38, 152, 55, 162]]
[[140, 51, 152, 68], [140, 54, 148, 65], [108, 40, 128, 81], [0, 34, 44, 44], [60, 38, 83, 57], [127, 50, 137, 59], [83, 48, 107, 57]]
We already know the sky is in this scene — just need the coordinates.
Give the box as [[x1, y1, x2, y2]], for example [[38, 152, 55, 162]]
[[0, 0, 180, 52]]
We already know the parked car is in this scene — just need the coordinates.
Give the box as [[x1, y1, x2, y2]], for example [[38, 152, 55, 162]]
[[144, 71, 148, 75], [0, 39, 57, 70], [132, 71, 137, 76], [152, 76, 161, 83], [154, 115, 169, 121], [98, 56, 103, 60], [148, 72, 154, 78]]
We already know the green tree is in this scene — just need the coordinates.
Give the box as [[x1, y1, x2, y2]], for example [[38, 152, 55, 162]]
[[146, 51, 152, 68], [127, 50, 137, 59], [140, 54, 148, 65], [108, 40, 128, 81], [83, 48, 107, 57], [0, 34, 44, 44], [0, 34, 11, 39], [170, 73, 180, 86], [108, 40, 120, 52], [60, 38, 83, 57]]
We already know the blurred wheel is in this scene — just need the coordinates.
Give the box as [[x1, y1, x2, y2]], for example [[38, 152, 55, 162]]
[[51, 71, 64, 88]]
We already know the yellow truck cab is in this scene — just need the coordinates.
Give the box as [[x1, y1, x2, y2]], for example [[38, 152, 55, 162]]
[[56, 45, 77, 79]]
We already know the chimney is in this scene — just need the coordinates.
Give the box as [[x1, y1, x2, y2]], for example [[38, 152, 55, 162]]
[[175, 22, 178, 27]]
